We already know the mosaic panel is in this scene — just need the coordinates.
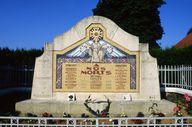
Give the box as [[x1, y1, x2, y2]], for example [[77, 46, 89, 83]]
[[54, 24, 139, 92]]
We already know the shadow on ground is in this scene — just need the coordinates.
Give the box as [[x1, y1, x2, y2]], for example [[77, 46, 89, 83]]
[[0, 87, 31, 116]]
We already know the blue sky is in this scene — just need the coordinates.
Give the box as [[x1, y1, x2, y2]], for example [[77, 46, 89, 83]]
[[0, 0, 192, 49]]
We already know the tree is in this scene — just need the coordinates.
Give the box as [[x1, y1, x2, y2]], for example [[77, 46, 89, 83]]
[[150, 46, 192, 65], [187, 27, 192, 35], [0, 47, 43, 66], [93, 0, 165, 48]]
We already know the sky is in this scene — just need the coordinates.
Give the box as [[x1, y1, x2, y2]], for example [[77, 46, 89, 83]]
[[0, 0, 192, 49]]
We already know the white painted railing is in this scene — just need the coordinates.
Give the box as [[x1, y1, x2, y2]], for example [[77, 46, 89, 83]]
[[0, 116, 192, 126], [159, 65, 192, 95]]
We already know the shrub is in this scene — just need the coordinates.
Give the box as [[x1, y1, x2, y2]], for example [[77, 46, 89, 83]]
[[184, 93, 192, 116]]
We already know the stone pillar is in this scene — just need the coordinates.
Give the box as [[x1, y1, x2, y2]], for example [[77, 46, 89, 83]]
[[31, 43, 53, 100], [139, 43, 161, 100]]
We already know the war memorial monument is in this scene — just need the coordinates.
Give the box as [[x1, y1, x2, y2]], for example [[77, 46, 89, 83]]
[[16, 16, 175, 117]]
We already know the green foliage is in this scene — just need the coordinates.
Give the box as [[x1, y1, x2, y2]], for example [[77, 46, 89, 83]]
[[184, 94, 192, 116], [0, 47, 43, 67], [150, 46, 192, 65], [93, 0, 165, 47]]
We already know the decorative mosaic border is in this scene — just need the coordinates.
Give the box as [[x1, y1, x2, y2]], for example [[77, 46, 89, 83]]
[[56, 55, 136, 89]]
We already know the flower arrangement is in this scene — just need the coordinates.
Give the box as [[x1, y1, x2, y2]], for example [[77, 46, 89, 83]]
[[173, 106, 183, 117], [63, 112, 71, 118], [183, 93, 192, 115], [42, 112, 49, 117], [120, 113, 127, 117], [81, 113, 89, 118], [84, 95, 111, 117], [148, 102, 165, 117], [172, 93, 192, 116]]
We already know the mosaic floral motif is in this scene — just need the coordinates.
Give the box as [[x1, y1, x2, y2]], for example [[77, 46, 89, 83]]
[[55, 26, 137, 90], [89, 27, 103, 42]]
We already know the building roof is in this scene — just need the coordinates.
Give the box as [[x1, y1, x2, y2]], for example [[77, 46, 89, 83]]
[[175, 32, 192, 48]]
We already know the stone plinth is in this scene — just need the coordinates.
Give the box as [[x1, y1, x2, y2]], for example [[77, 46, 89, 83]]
[[16, 99, 175, 117]]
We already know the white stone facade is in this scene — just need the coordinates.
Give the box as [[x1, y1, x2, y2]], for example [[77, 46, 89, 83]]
[[30, 16, 161, 101]]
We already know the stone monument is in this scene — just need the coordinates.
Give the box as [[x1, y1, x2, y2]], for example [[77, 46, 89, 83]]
[[16, 16, 175, 116]]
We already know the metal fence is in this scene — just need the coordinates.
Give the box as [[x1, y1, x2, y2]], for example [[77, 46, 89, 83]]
[[1, 65, 192, 90], [0, 116, 192, 126], [0, 65, 34, 88], [159, 65, 192, 90]]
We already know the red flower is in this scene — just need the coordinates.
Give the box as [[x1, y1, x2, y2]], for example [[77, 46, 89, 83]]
[[184, 93, 191, 102], [42, 112, 49, 117], [173, 106, 179, 113]]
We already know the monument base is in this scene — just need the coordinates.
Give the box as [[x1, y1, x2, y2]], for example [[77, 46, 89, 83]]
[[16, 99, 175, 117]]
